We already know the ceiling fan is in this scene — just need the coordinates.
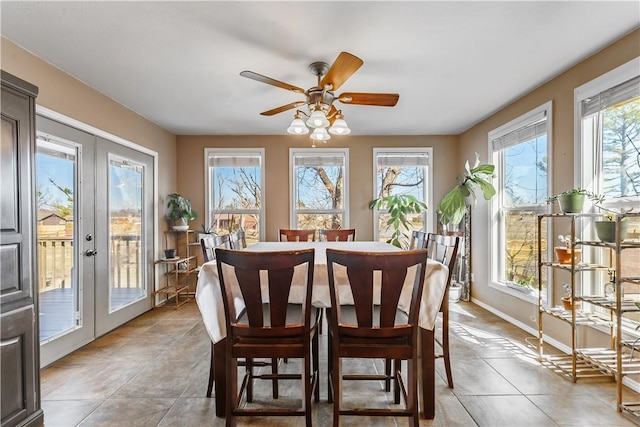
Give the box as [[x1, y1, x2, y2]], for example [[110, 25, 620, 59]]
[[240, 51, 399, 143]]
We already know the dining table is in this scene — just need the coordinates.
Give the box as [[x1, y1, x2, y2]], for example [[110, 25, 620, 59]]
[[195, 241, 449, 419]]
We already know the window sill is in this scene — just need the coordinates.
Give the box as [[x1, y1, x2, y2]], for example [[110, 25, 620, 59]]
[[489, 281, 541, 304]]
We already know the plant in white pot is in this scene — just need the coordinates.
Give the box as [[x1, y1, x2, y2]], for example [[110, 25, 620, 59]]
[[166, 193, 197, 230]]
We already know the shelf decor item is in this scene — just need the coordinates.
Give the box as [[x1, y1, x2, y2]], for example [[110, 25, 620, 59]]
[[166, 193, 197, 230], [546, 188, 603, 214], [594, 215, 629, 243], [554, 234, 581, 264], [561, 283, 581, 311]]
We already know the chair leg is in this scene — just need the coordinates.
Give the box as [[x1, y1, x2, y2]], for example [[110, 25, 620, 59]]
[[304, 348, 313, 427], [408, 356, 418, 427], [393, 358, 401, 404], [384, 359, 392, 392], [332, 352, 341, 427], [271, 358, 279, 398], [226, 353, 238, 427], [442, 309, 454, 388], [313, 327, 320, 402], [246, 358, 253, 403], [206, 342, 214, 398]]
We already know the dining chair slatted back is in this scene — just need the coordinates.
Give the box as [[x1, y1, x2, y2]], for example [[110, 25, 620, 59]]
[[279, 229, 316, 242], [319, 228, 356, 242], [200, 234, 232, 263], [408, 230, 428, 250], [229, 229, 247, 250], [325, 248, 428, 427], [200, 232, 235, 399], [425, 233, 459, 389], [215, 248, 319, 426]]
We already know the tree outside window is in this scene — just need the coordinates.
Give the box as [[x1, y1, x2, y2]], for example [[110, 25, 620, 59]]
[[291, 149, 347, 230], [206, 149, 263, 244]]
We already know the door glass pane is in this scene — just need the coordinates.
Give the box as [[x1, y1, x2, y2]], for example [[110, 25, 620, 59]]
[[109, 156, 145, 312], [36, 139, 78, 342]]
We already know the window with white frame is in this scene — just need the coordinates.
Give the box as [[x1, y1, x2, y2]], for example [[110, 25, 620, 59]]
[[290, 148, 348, 230], [576, 59, 640, 321], [372, 148, 432, 245], [205, 148, 264, 243], [490, 102, 552, 300]]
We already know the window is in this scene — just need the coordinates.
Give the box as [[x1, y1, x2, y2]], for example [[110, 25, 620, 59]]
[[489, 102, 552, 300], [372, 148, 432, 243], [205, 149, 264, 243], [576, 58, 640, 321], [290, 149, 348, 230]]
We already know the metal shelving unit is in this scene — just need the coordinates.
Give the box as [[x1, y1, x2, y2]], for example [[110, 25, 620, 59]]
[[537, 212, 640, 419], [154, 229, 200, 308]]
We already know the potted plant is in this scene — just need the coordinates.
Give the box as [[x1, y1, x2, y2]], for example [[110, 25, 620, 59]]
[[437, 153, 496, 227], [561, 283, 581, 311], [369, 194, 428, 248], [554, 234, 581, 265], [166, 193, 197, 230], [546, 188, 603, 214], [594, 213, 629, 243]]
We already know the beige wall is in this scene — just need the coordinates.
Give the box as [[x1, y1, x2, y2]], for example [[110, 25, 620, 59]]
[[458, 28, 640, 343], [1, 37, 178, 241], [176, 135, 458, 242]]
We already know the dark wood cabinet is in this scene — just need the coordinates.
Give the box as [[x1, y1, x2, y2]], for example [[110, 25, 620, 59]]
[[1, 70, 44, 427]]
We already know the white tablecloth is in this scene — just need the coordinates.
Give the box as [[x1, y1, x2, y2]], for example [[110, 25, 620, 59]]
[[195, 241, 449, 344]]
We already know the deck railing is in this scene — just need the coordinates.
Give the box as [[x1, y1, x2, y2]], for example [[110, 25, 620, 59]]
[[38, 235, 142, 293]]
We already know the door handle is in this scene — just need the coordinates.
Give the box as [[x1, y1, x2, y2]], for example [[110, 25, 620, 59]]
[[85, 249, 98, 257]]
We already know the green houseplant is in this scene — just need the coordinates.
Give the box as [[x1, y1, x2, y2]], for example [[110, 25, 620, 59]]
[[369, 194, 428, 248], [546, 188, 603, 213], [594, 213, 629, 243], [166, 193, 197, 230], [437, 153, 496, 226]]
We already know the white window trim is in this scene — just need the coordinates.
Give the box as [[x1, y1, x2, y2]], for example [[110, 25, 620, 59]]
[[371, 147, 433, 241], [204, 148, 266, 241], [289, 148, 349, 229], [488, 101, 553, 303], [574, 57, 640, 201]]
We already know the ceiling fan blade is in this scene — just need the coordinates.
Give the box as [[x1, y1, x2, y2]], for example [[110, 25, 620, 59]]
[[320, 52, 363, 91], [240, 70, 305, 94], [338, 92, 399, 107], [260, 101, 306, 116]]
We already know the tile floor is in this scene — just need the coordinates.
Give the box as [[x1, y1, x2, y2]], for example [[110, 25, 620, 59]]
[[41, 300, 639, 426]]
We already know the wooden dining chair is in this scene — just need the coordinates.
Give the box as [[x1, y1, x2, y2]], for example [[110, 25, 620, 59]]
[[318, 228, 356, 242], [408, 230, 427, 250], [325, 248, 428, 427], [425, 233, 460, 389], [229, 229, 247, 250], [200, 233, 234, 398], [215, 248, 319, 427], [279, 229, 316, 242]]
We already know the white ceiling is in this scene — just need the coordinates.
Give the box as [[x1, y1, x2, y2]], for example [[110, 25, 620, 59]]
[[1, 1, 638, 136]]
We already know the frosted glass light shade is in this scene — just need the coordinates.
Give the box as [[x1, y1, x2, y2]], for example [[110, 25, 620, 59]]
[[310, 127, 331, 141], [287, 118, 309, 135], [306, 110, 329, 128], [328, 118, 351, 135]]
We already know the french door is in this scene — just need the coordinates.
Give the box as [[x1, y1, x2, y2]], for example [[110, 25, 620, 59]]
[[36, 115, 154, 366]]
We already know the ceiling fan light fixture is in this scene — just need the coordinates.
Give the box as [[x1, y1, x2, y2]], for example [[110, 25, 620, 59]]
[[306, 110, 330, 128], [287, 117, 309, 135], [310, 127, 331, 141], [329, 117, 351, 135]]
